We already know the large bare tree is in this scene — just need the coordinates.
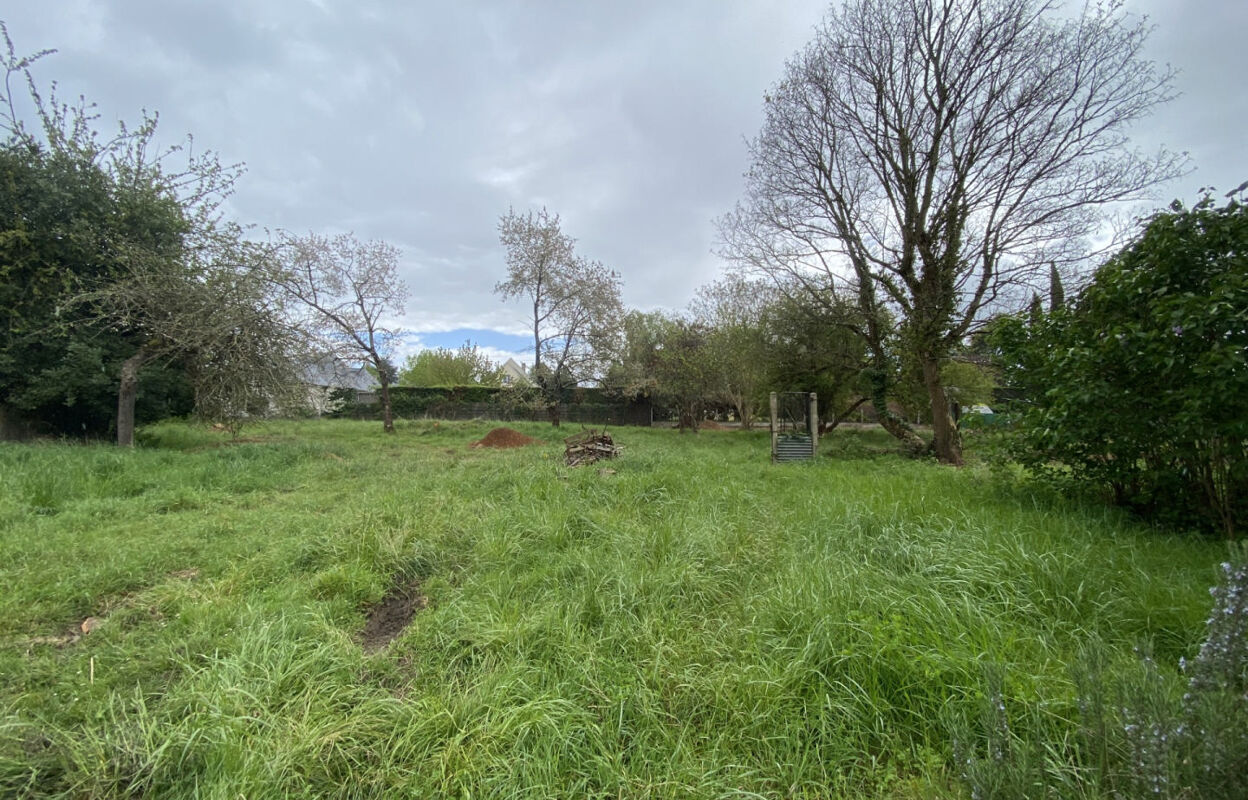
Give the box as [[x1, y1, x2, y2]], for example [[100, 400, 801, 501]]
[[274, 232, 408, 433], [495, 208, 622, 427], [720, 0, 1183, 464]]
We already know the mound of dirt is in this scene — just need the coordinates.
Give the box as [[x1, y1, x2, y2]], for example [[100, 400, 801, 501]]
[[469, 427, 541, 449], [699, 420, 726, 430], [360, 579, 428, 652]]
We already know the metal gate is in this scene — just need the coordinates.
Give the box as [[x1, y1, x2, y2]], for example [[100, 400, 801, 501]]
[[770, 392, 818, 462]]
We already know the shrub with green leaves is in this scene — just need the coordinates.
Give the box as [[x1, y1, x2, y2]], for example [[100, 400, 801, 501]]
[[993, 192, 1248, 538]]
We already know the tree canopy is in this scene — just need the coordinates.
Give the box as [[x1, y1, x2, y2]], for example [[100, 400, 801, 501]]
[[1, 24, 308, 443]]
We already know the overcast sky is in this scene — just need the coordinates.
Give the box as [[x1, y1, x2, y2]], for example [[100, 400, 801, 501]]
[[4, 1, 1245, 365]]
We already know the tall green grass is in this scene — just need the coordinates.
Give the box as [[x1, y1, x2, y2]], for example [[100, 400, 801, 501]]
[[0, 420, 1227, 797]]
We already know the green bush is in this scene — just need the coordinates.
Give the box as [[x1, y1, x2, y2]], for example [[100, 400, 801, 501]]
[[993, 192, 1248, 538]]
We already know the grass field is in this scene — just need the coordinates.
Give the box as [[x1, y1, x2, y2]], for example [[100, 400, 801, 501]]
[[0, 419, 1229, 798]]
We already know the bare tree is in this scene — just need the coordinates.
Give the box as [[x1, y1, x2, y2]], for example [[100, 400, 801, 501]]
[[495, 208, 622, 427], [274, 232, 409, 433], [93, 233, 311, 445], [720, 0, 1183, 464]]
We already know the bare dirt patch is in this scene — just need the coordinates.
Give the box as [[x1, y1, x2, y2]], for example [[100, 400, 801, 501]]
[[469, 427, 541, 449], [360, 579, 428, 652]]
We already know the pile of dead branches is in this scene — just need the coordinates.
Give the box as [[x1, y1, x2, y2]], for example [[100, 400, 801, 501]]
[[564, 429, 621, 467]]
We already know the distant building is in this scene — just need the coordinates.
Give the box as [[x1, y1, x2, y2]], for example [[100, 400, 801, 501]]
[[500, 358, 531, 387], [301, 355, 379, 412]]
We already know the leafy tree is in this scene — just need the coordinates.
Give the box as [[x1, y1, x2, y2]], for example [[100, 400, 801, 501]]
[[602, 309, 671, 401], [603, 310, 718, 432], [1, 24, 302, 444], [761, 292, 872, 431], [690, 277, 774, 429], [940, 360, 995, 412], [720, 0, 1182, 464], [273, 232, 409, 434], [86, 233, 311, 443], [652, 319, 717, 433], [495, 207, 622, 426], [399, 342, 503, 387], [0, 133, 188, 436], [995, 191, 1248, 539]]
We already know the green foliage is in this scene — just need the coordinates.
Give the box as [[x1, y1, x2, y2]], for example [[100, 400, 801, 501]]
[[995, 192, 1248, 538], [651, 319, 717, 431], [398, 342, 503, 387], [0, 137, 195, 434], [602, 309, 672, 400], [942, 360, 996, 411], [0, 25, 277, 439], [332, 385, 640, 424], [762, 292, 871, 423], [691, 277, 776, 428]]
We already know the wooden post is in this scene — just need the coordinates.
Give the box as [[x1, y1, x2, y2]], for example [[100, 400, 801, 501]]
[[809, 392, 819, 457], [769, 391, 778, 462]]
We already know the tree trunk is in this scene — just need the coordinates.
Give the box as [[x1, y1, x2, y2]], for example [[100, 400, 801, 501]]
[[921, 355, 963, 465], [859, 303, 925, 453], [866, 361, 925, 452], [547, 402, 561, 428], [821, 396, 869, 435], [735, 397, 754, 430], [116, 347, 150, 447], [379, 373, 395, 434]]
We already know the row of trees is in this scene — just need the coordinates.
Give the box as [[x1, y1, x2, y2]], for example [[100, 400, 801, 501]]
[[0, 25, 408, 443], [489, 0, 1184, 465], [489, 201, 995, 433]]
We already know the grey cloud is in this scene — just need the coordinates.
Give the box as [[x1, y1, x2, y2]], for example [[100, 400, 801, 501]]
[[4, 1, 1242, 334]]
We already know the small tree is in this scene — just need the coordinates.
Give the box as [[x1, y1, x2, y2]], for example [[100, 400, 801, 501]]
[[274, 232, 409, 434], [996, 191, 1248, 538], [653, 319, 717, 433], [93, 234, 310, 443], [495, 208, 622, 426], [602, 309, 671, 401], [399, 342, 503, 387], [762, 292, 874, 431], [690, 277, 774, 429]]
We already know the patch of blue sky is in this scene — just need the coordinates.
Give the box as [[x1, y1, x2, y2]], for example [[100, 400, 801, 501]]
[[414, 329, 531, 354]]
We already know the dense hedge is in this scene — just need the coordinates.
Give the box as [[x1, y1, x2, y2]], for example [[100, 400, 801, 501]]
[[331, 385, 653, 426]]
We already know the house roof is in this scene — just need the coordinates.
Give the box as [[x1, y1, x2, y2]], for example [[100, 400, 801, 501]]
[[500, 358, 530, 385], [302, 355, 379, 391]]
